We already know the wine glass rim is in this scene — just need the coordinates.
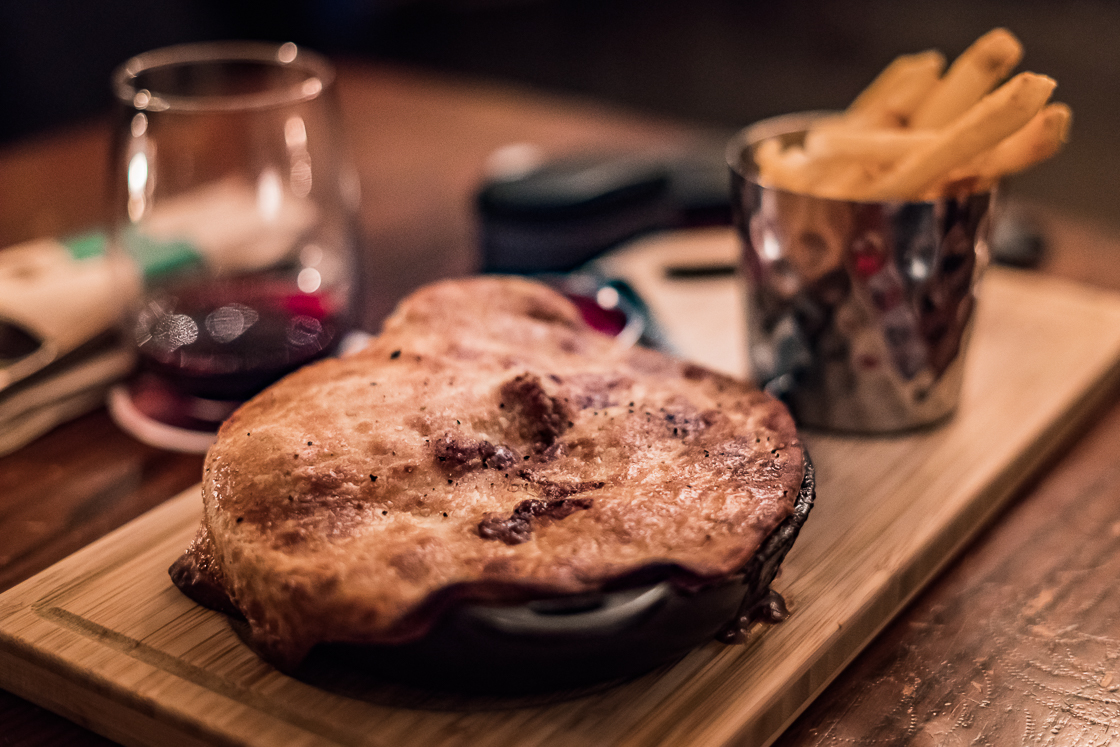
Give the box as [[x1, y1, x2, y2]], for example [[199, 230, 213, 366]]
[[111, 41, 335, 113]]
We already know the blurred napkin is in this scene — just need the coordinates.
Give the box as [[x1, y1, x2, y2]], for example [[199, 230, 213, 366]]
[[0, 331, 134, 456], [0, 176, 317, 455]]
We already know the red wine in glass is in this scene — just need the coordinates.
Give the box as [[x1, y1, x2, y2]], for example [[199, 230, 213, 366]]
[[134, 275, 346, 403]]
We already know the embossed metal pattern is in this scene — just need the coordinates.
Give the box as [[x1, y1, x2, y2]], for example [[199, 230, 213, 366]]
[[728, 117, 992, 432]]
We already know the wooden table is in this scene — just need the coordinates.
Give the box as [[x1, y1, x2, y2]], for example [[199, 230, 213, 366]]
[[3, 60, 1120, 746]]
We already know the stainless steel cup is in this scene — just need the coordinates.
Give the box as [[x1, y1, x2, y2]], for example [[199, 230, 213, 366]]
[[728, 113, 992, 432]]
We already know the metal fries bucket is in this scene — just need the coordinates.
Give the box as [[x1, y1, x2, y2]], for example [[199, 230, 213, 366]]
[[728, 113, 992, 432]]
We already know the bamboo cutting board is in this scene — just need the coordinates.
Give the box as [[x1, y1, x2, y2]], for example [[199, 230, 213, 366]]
[[6, 228, 1120, 747]]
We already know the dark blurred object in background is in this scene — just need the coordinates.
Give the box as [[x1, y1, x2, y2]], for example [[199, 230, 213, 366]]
[[478, 155, 675, 274]]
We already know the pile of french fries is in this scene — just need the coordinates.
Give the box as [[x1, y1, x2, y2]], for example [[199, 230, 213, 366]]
[[754, 28, 1071, 201]]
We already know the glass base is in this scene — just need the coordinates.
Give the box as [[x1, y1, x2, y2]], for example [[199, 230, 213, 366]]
[[107, 376, 240, 454]]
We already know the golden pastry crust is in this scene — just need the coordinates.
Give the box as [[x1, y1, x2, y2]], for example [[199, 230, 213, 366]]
[[171, 276, 804, 670]]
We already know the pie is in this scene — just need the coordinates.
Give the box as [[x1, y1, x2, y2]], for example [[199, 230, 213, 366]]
[[170, 276, 805, 672]]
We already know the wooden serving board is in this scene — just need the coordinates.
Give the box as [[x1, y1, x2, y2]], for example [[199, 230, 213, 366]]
[[6, 228, 1120, 747]]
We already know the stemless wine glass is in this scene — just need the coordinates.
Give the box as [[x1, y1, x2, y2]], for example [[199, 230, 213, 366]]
[[106, 41, 360, 452]]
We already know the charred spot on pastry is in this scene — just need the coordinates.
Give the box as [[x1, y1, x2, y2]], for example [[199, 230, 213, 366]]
[[499, 373, 572, 448], [682, 363, 710, 380], [482, 444, 517, 470], [538, 480, 604, 499], [477, 497, 594, 545], [432, 432, 481, 467], [532, 496, 593, 519], [518, 470, 605, 499], [562, 372, 632, 410], [477, 512, 533, 545], [536, 440, 569, 462], [432, 432, 518, 473]]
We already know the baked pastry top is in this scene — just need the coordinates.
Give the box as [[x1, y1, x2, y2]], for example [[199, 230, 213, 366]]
[[171, 276, 804, 670]]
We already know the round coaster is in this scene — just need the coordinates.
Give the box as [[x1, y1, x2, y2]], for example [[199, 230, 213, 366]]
[[107, 376, 239, 454]]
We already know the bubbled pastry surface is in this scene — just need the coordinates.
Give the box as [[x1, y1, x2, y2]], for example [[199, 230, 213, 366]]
[[171, 276, 805, 671]]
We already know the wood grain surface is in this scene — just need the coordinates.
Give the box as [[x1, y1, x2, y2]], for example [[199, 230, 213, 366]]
[[3, 254, 1120, 747], [778, 405, 1120, 747]]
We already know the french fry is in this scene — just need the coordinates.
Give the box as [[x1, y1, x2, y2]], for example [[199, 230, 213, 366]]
[[755, 138, 872, 199], [804, 127, 937, 164], [862, 72, 1056, 200], [844, 50, 946, 128], [812, 161, 881, 200], [755, 141, 838, 195], [909, 28, 1023, 129], [969, 102, 1071, 179], [920, 103, 1071, 199], [753, 138, 793, 187], [750, 29, 1067, 202]]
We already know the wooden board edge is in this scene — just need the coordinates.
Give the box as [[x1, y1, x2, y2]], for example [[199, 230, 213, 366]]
[[0, 486, 201, 613], [0, 642, 229, 747], [0, 485, 233, 747]]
